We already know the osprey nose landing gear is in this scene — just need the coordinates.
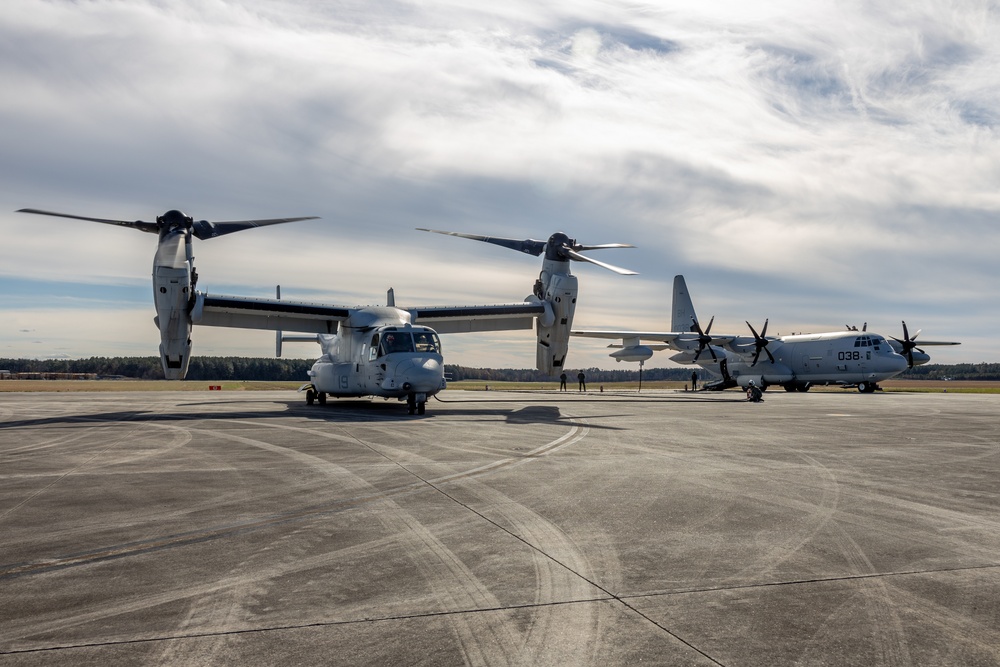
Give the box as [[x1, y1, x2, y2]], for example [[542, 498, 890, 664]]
[[406, 392, 427, 415]]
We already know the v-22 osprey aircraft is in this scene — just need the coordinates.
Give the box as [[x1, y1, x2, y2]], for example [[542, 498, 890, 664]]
[[17, 208, 635, 413], [193, 228, 635, 413], [573, 275, 959, 393]]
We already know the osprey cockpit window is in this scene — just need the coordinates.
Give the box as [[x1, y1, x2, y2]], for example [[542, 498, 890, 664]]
[[413, 331, 441, 354], [378, 331, 415, 356]]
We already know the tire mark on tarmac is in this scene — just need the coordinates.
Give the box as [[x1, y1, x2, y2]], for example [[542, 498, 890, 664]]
[[149, 417, 600, 667], [888, 578, 1000, 660], [1, 415, 603, 665], [355, 424, 609, 665], [247, 417, 604, 665], [827, 529, 912, 667], [0, 418, 158, 524]]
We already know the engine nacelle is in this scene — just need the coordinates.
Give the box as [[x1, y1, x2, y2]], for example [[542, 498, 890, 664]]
[[153, 265, 193, 380], [535, 270, 578, 376], [610, 345, 654, 363]]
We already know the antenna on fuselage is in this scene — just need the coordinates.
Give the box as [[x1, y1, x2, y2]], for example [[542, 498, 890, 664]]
[[387, 288, 395, 308], [276, 285, 282, 357]]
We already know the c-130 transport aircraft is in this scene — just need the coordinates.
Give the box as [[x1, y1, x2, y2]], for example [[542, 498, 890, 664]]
[[573, 275, 959, 393], [17, 208, 634, 414]]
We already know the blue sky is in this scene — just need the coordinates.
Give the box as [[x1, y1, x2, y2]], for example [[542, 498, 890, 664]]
[[0, 0, 994, 369]]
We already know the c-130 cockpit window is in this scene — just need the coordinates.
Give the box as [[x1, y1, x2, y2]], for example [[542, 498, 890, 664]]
[[854, 335, 886, 351]]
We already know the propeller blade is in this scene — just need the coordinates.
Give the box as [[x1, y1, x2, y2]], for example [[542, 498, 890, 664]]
[[563, 247, 638, 275], [17, 208, 158, 234], [416, 228, 546, 256], [892, 321, 925, 369], [192, 216, 319, 240], [690, 316, 717, 361], [746, 319, 774, 366]]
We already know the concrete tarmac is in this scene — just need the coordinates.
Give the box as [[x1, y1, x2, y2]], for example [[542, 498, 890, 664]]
[[1, 388, 999, 666]]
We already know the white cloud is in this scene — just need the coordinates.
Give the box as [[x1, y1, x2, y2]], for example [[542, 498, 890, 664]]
[[1, 0, 994, 371]]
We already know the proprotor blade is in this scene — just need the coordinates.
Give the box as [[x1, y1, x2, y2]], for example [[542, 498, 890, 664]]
[[574, 243, 636, 251], [192, 216, 319, 240], [416, 228, 546, 256], [17, 208, 158, 234], [563, 247, 638, 275]]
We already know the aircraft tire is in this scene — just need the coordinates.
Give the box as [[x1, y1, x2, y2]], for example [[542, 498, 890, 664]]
[[306, 389, 315, 405], [318, 392, 327, 405], [783, 384, 797, 392], [858, 382, 876, 394], [417, 402, 426, 415], [797, 383, 811, 393]]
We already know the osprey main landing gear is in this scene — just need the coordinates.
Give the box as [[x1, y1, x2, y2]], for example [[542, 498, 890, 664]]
[[305, 388, 327, 405]]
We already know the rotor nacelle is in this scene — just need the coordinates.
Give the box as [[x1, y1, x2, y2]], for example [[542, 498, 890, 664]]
[[17, 207, 317, 380], [533, 271, 578, 375], [153, 263, 194, 380]]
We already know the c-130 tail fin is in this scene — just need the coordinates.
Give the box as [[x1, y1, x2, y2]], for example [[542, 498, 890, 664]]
[[671, 275, 699, 333]]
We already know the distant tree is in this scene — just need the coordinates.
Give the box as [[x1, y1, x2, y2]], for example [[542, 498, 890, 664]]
[[3, 358, 999, 382]]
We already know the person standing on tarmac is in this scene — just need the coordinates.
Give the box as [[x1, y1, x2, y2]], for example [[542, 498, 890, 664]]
[[691, 371, 698, 391], [559, 372, 567, 391], [577, 371, 587, 392]]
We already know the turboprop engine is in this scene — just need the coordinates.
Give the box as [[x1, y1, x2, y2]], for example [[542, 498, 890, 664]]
[[17, 207, 317, 379]]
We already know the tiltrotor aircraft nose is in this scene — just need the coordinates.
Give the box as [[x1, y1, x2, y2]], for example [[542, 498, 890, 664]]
[[392, 357, 443, 392]]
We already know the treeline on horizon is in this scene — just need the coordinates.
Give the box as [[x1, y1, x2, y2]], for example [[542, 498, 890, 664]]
[[2, 357, 1000, 382]]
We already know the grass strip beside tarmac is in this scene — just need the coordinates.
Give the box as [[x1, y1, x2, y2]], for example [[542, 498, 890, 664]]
[[0, 379, 998, 393]]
